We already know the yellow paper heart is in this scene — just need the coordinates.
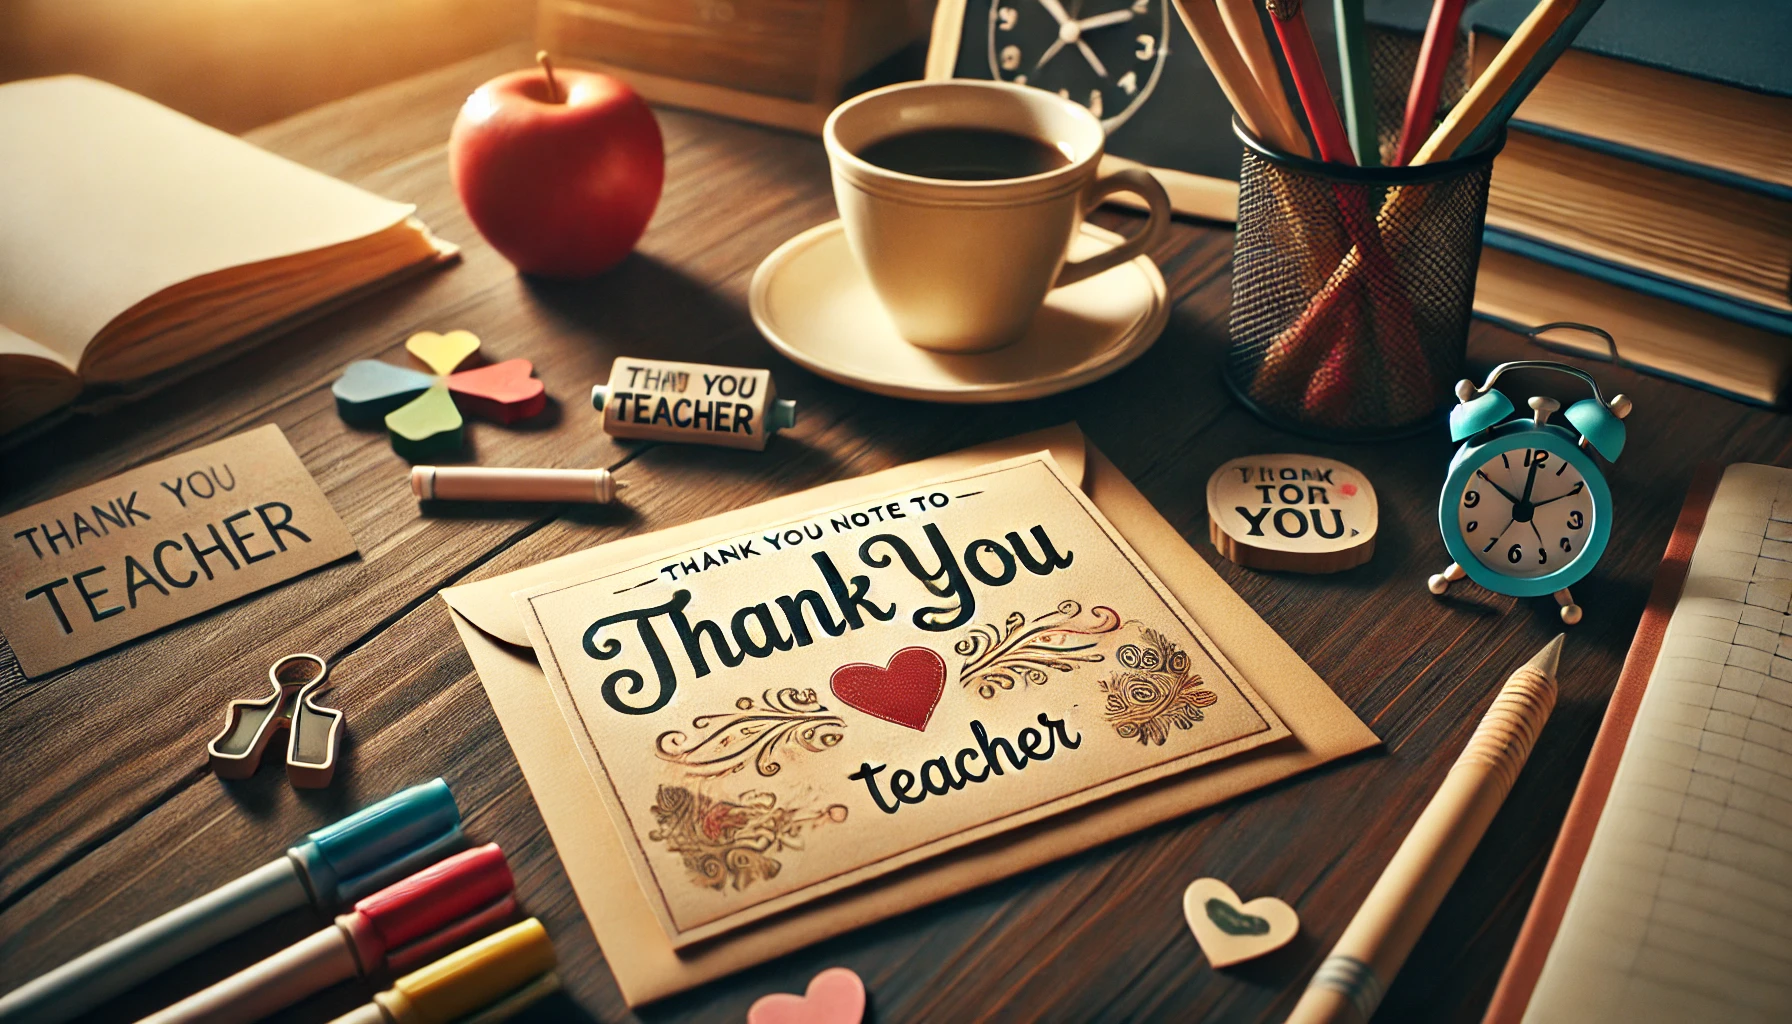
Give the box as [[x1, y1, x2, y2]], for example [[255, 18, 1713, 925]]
[[1183, 877, 1299, 968], [405, 329, 481, 376]]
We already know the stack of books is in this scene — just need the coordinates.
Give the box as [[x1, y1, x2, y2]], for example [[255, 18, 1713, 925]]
[[1464, 0, 1791, 406]]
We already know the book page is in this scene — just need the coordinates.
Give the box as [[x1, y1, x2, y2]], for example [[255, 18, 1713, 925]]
[[1526, 464, 1792, 1022], [0, 76, 415, 367]]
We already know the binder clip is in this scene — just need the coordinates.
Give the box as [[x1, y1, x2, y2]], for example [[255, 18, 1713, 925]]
[[209, 653, 344, 788]]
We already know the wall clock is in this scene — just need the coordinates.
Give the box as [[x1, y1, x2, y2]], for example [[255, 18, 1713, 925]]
[[927, 0, 1245, 220], [1427, 361, 1632, 624], [983, 0, 1170, 133]]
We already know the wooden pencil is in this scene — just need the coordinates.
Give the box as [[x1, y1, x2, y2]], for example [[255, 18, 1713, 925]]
[[1213, 0, 1312, 158], [1170, 0, 1306, 155], [1286, 636, 1563, 1023], [1410, 0, 1605, 164]]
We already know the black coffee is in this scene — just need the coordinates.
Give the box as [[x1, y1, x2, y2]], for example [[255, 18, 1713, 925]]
[[855, 127, 1071, 181]]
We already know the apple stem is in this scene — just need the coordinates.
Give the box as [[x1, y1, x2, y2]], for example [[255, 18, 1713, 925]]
[[536, 50, 562, 103]]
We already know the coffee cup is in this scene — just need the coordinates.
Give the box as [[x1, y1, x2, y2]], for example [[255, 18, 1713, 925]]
[[824, 79, 1171, 354]]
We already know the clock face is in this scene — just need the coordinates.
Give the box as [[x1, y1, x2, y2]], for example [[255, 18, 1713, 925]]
[[1455, 444, 1597, 579], [987, 0, 1171, 131]]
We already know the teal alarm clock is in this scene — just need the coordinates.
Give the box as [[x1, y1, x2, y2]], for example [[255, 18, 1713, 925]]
[[1427, 361, 1632, 624]]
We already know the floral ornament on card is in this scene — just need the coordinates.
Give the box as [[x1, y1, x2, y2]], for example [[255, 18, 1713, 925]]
[[332, 330, 546, 460]]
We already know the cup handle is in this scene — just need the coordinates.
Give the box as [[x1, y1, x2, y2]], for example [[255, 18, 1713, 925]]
[[1053, 167, 1172, 288]]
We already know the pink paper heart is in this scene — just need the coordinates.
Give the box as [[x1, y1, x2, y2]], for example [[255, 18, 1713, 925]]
[[747, 967, 865, 1024]]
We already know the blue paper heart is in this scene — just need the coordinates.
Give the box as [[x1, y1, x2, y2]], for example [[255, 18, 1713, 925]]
[[332, 360, 437, 425]]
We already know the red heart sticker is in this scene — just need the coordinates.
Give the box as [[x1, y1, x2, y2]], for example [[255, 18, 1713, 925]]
[[829, 647, 946, 732], [1339, 482, 1358, 497]]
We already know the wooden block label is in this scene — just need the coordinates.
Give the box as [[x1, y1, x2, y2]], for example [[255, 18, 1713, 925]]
[[1206, 455, 1377, 574], [593, 357, 791, 451]]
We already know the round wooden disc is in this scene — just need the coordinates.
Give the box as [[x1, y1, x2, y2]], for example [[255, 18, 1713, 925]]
[[1206, 455, 1378, 574]]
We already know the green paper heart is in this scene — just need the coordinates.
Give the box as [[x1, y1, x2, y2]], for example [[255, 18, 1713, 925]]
[[1206, 898, 1272, 936], [384, 384, 464, 461]]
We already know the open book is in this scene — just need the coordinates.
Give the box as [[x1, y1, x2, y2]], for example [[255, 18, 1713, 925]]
[[0, 76, 456, 434]]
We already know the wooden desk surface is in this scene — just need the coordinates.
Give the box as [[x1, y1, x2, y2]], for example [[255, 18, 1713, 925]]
[[2, 45, 1788, 1024]]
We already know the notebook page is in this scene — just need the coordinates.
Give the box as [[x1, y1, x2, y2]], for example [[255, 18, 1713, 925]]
[[1526, 463, 1792, 1023], [0, 76, 414, 364]]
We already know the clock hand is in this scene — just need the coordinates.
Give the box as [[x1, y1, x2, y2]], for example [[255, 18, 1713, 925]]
[[1076, 38, 1110, 77], [1531, 483, 1586, 508], [1038, 0, 1074, 26], [1077, 9, 1136, 30], [1035, 36, 1069, 70], [1483, 516, 1515, 553], [1529, 520, 1545, 545], [1474, 469, 1521, 505], [1521, 454, 1540, 504]]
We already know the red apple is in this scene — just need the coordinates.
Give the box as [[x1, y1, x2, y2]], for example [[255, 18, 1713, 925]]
[[449, 54, 664, 277]]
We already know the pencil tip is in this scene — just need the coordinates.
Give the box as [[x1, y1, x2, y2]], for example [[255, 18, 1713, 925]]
[[1523, 634, 1565, 680]]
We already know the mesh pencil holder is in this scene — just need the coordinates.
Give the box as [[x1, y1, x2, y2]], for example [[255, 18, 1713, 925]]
[[1224, 123, 1502, 440]]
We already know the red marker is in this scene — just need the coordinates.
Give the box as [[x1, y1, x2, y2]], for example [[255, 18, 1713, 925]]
[[139, 844, 517, 1024]]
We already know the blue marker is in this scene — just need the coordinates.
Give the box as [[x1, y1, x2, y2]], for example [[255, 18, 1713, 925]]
[[0, 778, 463, 1024]]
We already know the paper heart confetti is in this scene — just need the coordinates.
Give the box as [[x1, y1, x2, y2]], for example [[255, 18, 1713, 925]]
[[331, 330, 546, 460], [830, 646, 946, 732], [406, 329, 482, 374], [1183, 877, 1299, 967], [747, 967, 866, 1024]]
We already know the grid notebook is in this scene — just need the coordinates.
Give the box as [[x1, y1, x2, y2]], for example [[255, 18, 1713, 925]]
[[1524, 463, 1792, 1022]]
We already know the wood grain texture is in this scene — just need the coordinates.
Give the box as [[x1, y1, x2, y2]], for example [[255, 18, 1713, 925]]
[[2, 42, 1790, 1024]]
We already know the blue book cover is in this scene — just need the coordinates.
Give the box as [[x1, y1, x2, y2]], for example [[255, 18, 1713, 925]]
[[1466, 0, 1791, 97], [1483, 228, 1792, 338]]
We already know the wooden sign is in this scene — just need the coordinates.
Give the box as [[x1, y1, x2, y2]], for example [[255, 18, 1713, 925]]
[[1207, 455, 1377, 573], [1182, 877, 1299, 967], [514, 452, 1289, 945], [0, 425, 358, 676]]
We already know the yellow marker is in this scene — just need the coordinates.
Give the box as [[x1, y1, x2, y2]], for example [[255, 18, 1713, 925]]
[[327, 918, 558, 1024]]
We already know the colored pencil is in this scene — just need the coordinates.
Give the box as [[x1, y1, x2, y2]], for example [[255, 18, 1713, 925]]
[[1393, 0, 1469, 165], [1411, 0, 1606, 164], [1333, 0, 1379, 164], [1213, 0, 1312, 157], [1263, 0, 1354, 164]]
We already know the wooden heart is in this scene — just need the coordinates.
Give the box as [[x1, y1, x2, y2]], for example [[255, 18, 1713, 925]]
[[829, 646, 946, 732], [406, 329, 481, 375], [449, 358, 546, 423], [747, 967, 865, 1024], [1182, 877, 1299, 967]]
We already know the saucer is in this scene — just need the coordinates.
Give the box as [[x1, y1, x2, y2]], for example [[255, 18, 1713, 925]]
[[749, 219, 1168, 403]]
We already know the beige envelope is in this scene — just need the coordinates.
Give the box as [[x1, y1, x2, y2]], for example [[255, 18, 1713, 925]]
[[442, 423, 1380, 1006]]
